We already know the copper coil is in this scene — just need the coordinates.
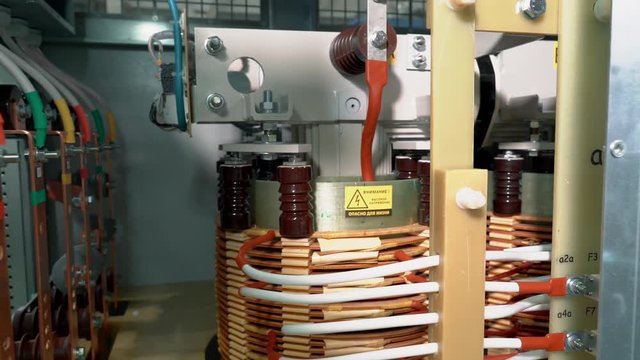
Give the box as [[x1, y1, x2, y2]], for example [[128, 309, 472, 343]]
[[330, 23, 398, 76]]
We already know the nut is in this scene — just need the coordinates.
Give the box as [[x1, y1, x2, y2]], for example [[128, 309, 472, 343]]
[[204, 36, 224, 55], [412, 54, 427, 69], [413, 36, 426, 51], [520, 0, 547, 19]]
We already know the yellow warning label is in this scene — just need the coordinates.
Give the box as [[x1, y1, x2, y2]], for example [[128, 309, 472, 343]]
[[344, 185, 393, 217]]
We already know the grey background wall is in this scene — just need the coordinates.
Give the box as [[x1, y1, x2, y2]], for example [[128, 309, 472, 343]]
[[43, 43, 239, 286]]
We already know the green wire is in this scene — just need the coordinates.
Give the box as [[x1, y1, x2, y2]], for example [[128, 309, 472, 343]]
[[90, 109, 106, 145], [24, 91, 47, 148]]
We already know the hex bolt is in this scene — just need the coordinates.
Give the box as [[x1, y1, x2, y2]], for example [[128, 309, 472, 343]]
[[412, 54, 427, 69], [520, 0, 547, 19], [566, 333, 585, 351], [413, 36, 426, 51], [610, 140, 626, 158], [567, 277, 587, 295], [207, 93, 225, 112], [204, 36, 224, 55], [371, 30, 388, 49], [260, 90, 277, 113], [73, 347, 87, 360]]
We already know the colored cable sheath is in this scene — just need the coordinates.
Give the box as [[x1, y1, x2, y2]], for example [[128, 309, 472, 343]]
[[485, 294, 550, 320], [485, 278, 566, 296], [484, 350, 548, 360], [0, 49, 47, 147], [90, 109, 106, 145], [19, 42, 97, 141], [147, 30, 174, 65], [361, 59, 388, 181], [282, 312, 440, 336], [167, 0, 187, 131], [280, 343, 439, 360], [504, 244, 552, 252], [1, 31, 76, 143], [486, 251, 551, 262], [241, 281, 440, 305], [0, 112, 5, 145], [484, 333, 565, 352], [72, 105, 92, 144]]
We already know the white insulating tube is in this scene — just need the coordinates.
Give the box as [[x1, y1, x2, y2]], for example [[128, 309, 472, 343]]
[[241, 282, 440, 305], [282, 312, 439, 336], [504, 244, 552, 252], [0, 45, 35, 92], [283, 300, 549, 336], [280, 343, 438, 360], [486, 251, 551, 262], [242, 255, 440, 286], [484, 337, 522, 349], [241, 251, 550, 287], [485, 294, 550, 320]]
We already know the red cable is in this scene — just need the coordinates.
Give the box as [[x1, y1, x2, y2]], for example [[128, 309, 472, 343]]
[[517, 277, 567, 296], [519, 332, 565, 352], [267, 330, 280, 360], [0, 112, 5, 145], [72, 104, 92, 144], [361, 59, 388, 181], [236, 230, 276, 268]]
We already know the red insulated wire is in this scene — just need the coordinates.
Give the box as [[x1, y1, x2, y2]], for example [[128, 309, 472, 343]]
[[519, 332, 565, 352], [72, 104, 92, 144], [0, 111, 5, 145], [361, 59, 388, 182], [517, 277, 567, 296], [236, 230, 276, 268], [267, 330, 281, 360]]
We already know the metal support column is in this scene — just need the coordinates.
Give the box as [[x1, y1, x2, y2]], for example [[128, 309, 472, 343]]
[[597, 0, 640, 358]]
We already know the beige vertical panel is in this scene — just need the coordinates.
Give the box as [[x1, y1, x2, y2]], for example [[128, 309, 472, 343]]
[[430, 169, 487, 360], [550, 1, 610, 359], [429, 3, 485, 358]]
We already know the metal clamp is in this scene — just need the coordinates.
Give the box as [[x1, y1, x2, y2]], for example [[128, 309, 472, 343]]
[[25, 149, 60, 163], [367, 0, 388, 61]]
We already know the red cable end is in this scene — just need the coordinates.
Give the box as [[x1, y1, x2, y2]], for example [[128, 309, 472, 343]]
[[246, 282, 269, 289], [519, 332, 565, 352], [405, 273, 427, 283], [267, 330, 280, 360], [517, 277, 567, 296], [235, 230, 276, 269], [394, 250, 413, 261]]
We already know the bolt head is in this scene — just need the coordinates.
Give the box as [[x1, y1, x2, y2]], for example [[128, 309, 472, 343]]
[[205, 36, 224, 55], [521, 0, 546, 18], [371, 31, 388, 49], [207, 93, 225, 112], [610, 140, 626, 158], [412, 53, 427, 69]]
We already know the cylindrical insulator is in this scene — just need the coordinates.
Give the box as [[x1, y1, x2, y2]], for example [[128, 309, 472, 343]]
[[77, 307, 91, 340], [417, 159, 430, 225], [278, 165, 313, 238], [219, 163, 253, 231], [493, 152, 523, 216], [256, 155, 282, 181], [395, 156, 418, 179], [13, 307, 38, 340], [329, 23, 398, 76]]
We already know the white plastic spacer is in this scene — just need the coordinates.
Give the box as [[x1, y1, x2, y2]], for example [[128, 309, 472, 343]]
[[455, 187, 486, 210]]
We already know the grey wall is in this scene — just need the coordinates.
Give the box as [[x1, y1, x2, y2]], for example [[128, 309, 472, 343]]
[[43, 43, 239, 286]]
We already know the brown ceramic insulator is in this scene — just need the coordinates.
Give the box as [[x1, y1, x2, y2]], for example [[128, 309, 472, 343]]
[[13, 307, 38, 340], [396, 156, 418, 179], [15, 335, 70, 360], [256, 156, 282, 181], [330, 23, 398, 76], [493, 154, 524, 216], [77, 307, 91, 340], [52, 305, 69, 336], [417, 159, 430, 225], [278, 165, 313, 238], [219, 164, 253, 231]]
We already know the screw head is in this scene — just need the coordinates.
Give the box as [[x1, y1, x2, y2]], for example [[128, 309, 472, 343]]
[[371, 31, 388, 49], [413, 36, 426, 51], [610, 140, 626, 158], [521, 0, 546, 19], [204, 36, 224, 55], [412, 53, 427, 69], [207, 93, 225, 112]]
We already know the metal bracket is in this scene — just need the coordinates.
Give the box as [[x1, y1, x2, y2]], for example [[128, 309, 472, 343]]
[[367, 0, 387, 61]]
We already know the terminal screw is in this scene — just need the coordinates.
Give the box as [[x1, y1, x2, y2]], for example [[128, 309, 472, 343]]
[[371, 31, 388, 49], [520, 0, 547, 19], [207, 93, 225, 112]]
